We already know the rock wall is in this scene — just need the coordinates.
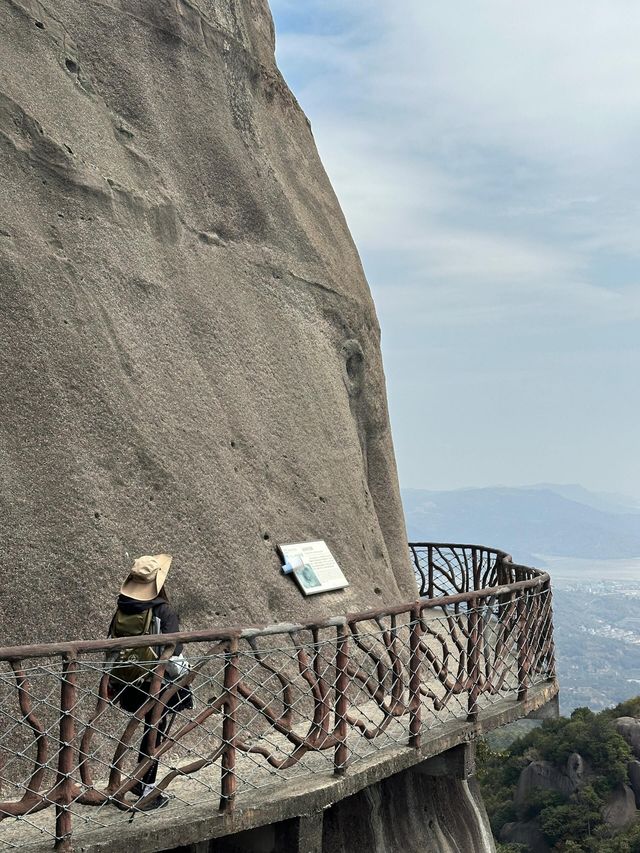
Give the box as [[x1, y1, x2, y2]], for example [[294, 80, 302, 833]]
[[323, 769, 495, 853], [0, 0, 415, 644]]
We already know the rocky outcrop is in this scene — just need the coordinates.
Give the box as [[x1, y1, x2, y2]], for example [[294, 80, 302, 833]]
[[566, 751, 590, 787], [507, 751, 631, 849], [507, 755, 579, 852], [500, 820, 550, 853], [608, 721, 640, 821], [0, 0, 415, 643], [514, 752, 591, 807], [628, 760, 640, 808], [615, 718, 640, 759], [603, 785, 637, 830]]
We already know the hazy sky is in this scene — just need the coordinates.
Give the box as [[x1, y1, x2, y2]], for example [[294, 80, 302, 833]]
[[270, 1, 639, 497]]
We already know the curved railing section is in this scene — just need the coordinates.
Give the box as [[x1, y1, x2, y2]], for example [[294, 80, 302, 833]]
[[0, 543, 556, 850]]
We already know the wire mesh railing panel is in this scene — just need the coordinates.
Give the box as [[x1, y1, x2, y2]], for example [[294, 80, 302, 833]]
[[409, 543, 506, 598], [0, 658, 66, 848], [416, 606, 474, 728], [231, 627, 340, 792], [74, 642, 228, 806], [520, 586, 556, 688], [342, 615, 413, 763], [0, 643, 233, 847], [0, 543, 556, 849]]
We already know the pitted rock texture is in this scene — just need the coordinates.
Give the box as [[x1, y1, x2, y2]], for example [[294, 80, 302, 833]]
[[0, 0, 413, 643]]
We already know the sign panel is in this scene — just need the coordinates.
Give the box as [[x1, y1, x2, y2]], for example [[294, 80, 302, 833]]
[[279, 540, 349, 596]]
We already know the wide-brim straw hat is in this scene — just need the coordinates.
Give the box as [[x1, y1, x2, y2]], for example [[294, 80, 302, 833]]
[[120, 554, 172, 601]]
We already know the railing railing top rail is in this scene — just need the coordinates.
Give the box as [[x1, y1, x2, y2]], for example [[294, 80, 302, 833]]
[[0, 542, 556, 851]]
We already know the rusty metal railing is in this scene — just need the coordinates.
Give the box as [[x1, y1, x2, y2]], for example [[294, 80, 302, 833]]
[[0, 543, 556, 850]]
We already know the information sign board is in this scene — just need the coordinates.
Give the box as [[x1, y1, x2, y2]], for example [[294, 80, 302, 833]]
[[278, 540, 349, 596]]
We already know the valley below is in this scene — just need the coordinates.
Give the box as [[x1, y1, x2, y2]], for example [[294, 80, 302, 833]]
[[402, 484, 640, 716], [543, 557, 640, 714]]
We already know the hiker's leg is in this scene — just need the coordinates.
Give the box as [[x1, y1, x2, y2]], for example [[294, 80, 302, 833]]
[[140, 690, 174, 787], [139, 710, 158, 785]]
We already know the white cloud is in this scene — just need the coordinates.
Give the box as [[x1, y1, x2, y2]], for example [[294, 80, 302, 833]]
[[399, 231, 578, 282], [373, 276, 637, 332], [374, 1, 640, 171], [275, 2, 640, 329], [272, 1, 640, 493]]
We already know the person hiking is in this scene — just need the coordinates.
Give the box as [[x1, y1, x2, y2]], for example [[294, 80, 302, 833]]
[[107, 554, 192, 811]]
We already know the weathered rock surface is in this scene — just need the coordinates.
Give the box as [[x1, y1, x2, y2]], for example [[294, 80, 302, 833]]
[[603, 784, 637, 830], [514, 759, 576, 805], [322, 771, 495, 853], [0, 0, 414, 643], [500, 820, 550, 853], [628, 759, 640, 808], [566, 751, 590, 787], [506, 751, 638, 849], [615, 718, 640, 759], [507, 753, 590, 853]]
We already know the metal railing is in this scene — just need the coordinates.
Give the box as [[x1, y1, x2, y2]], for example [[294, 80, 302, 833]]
[[0, 543, 556, 850]]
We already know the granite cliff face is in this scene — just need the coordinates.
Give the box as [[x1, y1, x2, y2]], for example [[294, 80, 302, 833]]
[[0, 0, 415, 644], [323, 770, 496, 853]]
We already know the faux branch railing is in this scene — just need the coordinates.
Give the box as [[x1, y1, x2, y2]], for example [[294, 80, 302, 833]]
[[0, 544, 556, 851]]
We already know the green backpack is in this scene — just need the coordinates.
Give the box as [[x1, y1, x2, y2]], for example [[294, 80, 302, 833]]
[[108, 607, 158, 685]]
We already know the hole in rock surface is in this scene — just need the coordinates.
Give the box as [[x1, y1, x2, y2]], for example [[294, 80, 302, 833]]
[[341, 339, 365, 396], [65, 58, 78, 74], [346, 351, 363, 380]]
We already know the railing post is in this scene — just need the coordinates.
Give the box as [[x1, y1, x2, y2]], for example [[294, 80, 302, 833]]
[[498, 553, 510, 585], [219, 637, 239, 813], [334, 623, 349, 775], [517, 593, 529, 701], [427, 545, 434, 598], [55, 651, 77, 851], [467, 598, 480, 723], [409, 606, 422, 748], [544, 578, 557, 680]]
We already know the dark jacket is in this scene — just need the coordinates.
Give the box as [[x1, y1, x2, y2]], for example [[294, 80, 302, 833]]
[[113, 593, 184, 655]]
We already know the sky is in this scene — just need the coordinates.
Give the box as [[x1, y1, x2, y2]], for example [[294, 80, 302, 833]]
[[269, 1, 640, 498]]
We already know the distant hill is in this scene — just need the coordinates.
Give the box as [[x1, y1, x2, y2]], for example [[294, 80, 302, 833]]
[[525, 483, 640, 515], [402, 485, 640, 563]]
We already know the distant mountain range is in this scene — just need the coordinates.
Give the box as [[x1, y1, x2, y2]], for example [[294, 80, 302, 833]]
[[401, 484, 640, 565]]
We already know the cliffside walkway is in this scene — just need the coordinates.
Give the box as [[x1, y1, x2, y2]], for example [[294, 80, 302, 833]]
[[0, 544, 558, 852]]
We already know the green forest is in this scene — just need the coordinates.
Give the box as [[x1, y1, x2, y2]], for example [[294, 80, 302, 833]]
[[478, 698, 640, 852]]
